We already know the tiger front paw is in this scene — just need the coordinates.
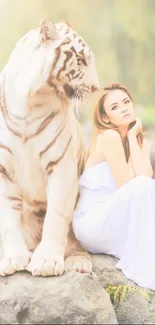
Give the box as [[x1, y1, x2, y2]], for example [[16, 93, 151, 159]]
[[0, 252, 31, 276], [26, 242, 65, 277], [65, 252, 92, 273]]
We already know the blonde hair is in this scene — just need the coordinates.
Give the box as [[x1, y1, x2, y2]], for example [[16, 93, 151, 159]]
[[88, 83, 143, 162]]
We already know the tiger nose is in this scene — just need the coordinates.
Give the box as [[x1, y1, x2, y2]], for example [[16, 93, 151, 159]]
[[91, 85, 99, 93]]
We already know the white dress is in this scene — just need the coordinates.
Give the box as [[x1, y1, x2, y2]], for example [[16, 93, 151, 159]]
[[73, 161, 155, 290]]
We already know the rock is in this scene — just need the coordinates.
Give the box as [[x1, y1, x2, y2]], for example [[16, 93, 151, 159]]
[[0, 241, 117, 325], [92, 254, 134, 287], [0, 271, 118, 324], [1, 243, 155, 324], [92, 254, 155, 324], [115, 293, 155, 325]]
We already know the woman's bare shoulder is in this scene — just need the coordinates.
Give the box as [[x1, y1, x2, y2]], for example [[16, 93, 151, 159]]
[[95, 129, 123, 160], [97, 129, 122, 146]]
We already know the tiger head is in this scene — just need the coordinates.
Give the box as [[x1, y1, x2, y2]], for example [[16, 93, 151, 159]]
[[5, 19, 99, 115]]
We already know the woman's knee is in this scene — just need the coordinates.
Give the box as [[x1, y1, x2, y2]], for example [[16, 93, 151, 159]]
[[128, 175, 154, 195], [132, 175, 153, 186]]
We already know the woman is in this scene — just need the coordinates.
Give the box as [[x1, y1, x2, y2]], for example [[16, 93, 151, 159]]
[[73, 83, 155, 290]]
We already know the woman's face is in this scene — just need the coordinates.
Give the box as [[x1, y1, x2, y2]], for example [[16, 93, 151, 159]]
[[103, 89, 135, 128]]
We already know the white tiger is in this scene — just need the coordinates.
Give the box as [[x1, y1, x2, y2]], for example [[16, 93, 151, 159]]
[[0, 19, 99, 276]]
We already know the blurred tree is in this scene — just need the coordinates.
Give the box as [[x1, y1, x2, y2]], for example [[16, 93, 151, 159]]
[[0, 0, 155, 115]]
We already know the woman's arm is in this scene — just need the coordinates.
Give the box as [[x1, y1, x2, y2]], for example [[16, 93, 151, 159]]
[[128, 155, 135, 179], [127, 118, 153, 177], [97, 130, 135, 188], [128, 135, 153, 177]]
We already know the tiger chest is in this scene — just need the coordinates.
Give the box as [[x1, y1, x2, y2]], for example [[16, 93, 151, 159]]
[[14, 141, 47, 202]]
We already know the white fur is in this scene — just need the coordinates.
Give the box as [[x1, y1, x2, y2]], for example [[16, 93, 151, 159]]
[[0, 21, 98, 276]]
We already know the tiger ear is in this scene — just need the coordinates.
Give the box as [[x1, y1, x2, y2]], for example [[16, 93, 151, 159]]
[[40, 19, 59, 42]]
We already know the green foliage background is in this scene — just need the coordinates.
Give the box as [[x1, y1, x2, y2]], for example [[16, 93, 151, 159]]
[[0, 0, 155, 126]]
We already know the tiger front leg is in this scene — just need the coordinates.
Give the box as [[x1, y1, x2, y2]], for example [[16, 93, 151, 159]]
[[0, 184, 31, 276], [26, 162, 78, 276]]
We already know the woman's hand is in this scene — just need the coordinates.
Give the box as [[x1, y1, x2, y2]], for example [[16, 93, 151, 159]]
[[127, 117, 143, 138]]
